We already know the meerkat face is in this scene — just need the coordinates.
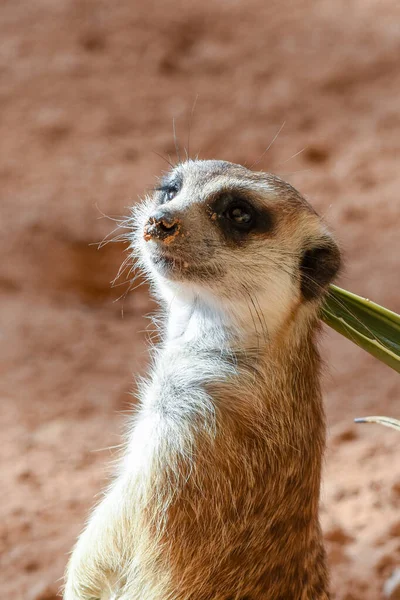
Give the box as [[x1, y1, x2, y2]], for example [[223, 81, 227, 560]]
[[132, 159, 340, 331]]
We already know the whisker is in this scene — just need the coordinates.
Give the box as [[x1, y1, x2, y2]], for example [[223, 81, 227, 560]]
[[172, 117, 181, 164], [186, 94, 199, 161], [94, 203, 130, 224], [152, 150, 175, 169], [250, 121, 286, 170], [277, 146, 308, 166]]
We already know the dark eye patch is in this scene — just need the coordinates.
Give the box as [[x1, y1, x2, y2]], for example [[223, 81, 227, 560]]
[[209, 191, 274, 244]]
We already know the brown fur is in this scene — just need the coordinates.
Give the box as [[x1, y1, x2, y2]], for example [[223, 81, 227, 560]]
[[126, 322, 329, 599]]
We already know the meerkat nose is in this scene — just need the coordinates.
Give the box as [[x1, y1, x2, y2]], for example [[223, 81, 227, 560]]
[[143, 210, 181, 243]]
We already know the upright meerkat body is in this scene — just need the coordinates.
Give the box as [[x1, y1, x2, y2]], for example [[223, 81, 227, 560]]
[[65, 160, 341, 600]]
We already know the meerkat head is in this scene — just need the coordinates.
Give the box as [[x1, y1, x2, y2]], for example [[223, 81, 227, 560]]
[[132, 159, 340, 337]]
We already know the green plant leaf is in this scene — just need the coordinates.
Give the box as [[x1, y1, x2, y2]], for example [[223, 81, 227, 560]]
[[321, 284, 400, 373], [354, 416, 400, 431]]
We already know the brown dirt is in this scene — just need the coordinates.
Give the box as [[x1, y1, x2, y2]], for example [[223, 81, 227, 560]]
[[1, 1, 400, 598]]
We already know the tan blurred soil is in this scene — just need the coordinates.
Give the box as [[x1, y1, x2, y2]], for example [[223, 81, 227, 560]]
[[1, 1, 400, 598]]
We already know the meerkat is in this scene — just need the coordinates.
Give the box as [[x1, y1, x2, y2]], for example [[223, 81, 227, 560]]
[[64, 159, 341, 600]]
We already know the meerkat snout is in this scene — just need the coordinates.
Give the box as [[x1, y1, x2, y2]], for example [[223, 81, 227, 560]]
[[144, 208, 181, 243]]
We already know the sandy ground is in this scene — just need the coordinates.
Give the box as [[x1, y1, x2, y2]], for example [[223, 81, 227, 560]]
[[1, 1, 400, 598]]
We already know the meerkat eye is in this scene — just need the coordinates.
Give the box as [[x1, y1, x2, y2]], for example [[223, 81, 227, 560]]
[[165, 186, 178, 201], [225, 202, 254, 228], [156, 182, 180, 204]]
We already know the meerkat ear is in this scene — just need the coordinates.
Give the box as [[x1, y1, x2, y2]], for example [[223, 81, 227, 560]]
[[300, 239, 341, 301]]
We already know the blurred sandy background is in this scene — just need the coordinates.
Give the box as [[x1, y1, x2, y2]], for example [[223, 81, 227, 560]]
[[1, 1, 400, 598]]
